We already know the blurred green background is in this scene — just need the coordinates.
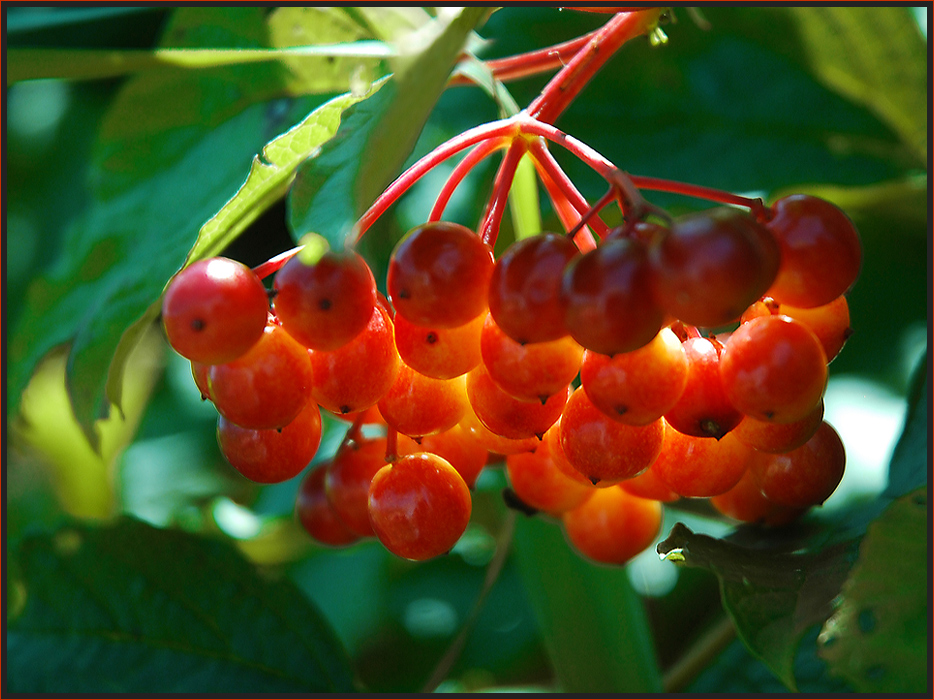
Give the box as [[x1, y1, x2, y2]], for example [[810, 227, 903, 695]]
[[5, 6, 929, 694]]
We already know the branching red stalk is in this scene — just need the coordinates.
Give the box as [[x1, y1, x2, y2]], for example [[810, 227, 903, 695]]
[[478, 138, 527, 247], [527, 136, 610, 239], [527, 9, 664, 124], [385, 427, 399, 463], [449, 29, 601, 87], [533, 156, 598, 253], [429, 137, 510, 222], [353, 118, 521, 244]]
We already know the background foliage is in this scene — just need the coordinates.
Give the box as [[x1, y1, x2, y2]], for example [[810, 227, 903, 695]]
[[5, 5, 930, 694]]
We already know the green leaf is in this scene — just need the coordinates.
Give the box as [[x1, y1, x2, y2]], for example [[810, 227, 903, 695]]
[[785, 7, 928, 163], [512, 515, 662, 693], [7, 44, 395, 85], [657, 522, 858, 690], [818, 488, 929, 692], [288, 7, 490, 247], [6, 518, 355, 694], [884, 350, 929, 499]]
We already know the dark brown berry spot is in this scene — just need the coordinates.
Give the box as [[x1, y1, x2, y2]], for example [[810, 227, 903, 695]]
[[425, 332, 438, 344], [190, 318, 205, 332], [319, 298, 332, 311], [615, 405, 628, 416], [340, 405, 351, 414], [398, 289, 410, 299], [700, 419, 725, 440]]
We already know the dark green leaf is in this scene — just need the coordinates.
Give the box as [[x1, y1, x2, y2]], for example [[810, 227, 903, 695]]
[[884, 350, 929, 499], [288, 7, 490, 248], [657, 522, 858, 690], [512, 515, 662, 693], [818, 488, 929, 693], [6, 518, 355, 694]]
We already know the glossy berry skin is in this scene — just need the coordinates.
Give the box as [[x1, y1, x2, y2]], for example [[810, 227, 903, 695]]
[[559, 387, 665, 486], [649, 207, 780, 328], [488, 232, 580, 344], [750, 420, 846, 508], [324, 438, 389, 537], [273, 249, 376, 351], [720, 315, 828, 424], [562, 237, 664, 356], [296, 467, 360, 547], [619, 462, 680, 503], [506, 440, 594, 516], [208, 323, 313, 430], [309, 304, 400, 415], [778, 296, 852, 363], [651, 426, 753, 498], [388, 221, 494, 328], [732, 400, 824, 453], [581, 327, 688, 425], [393, 312, 484, 379], [191, 361, 212, 401], [368, 452, 472, 561], [466, 364, 569, 440], [480, 314, 584, 403], [765, 194, 862, 308], [459, 406, 540, 456], [664, 337, 743, 439], [162, 257, 269, 365], [377, 365, 468, 438], [710, 468, 805, 527], [397, 424, 489, 488], [217, 399, 322, 483], [562, 486, 662, 566]]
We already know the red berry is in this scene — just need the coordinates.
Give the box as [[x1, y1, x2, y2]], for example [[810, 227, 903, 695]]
[[506, 440, 594, 516], [710, 468, 805, 526], [393, 312, 484, 379], [720, 315, 828, 424], [619, 461, 680, 503], [162, 257, 269, 365], [273, 248, 376, 351], [580, 327, 688, 425], [749, 420, 846, 508], [562, 486, 662, 566], [388, 221, 494, 328], [559, 387, 665, 486], [309, 304, 400, 415], [324, 437, 389, 537], [217, 400, 322, 483], [465, 364, 569, 440], [562, 237, 664, 355], [778, 296, 852, 363], [664, 337, 743, 439], [368, 452, 472, 561], [650, 426, 753, 498], [649, 208, 780, 328], [397, 424, 489, 489], [458, 405, 540, 456], [732, 400, 824, 453], [296, 467, 360, 547], [480, 314, 583, 403], [488, 232, 580, 344], [208, 323, 313, 430], [377, 365, 468, 438], [765, 194, 862, 308]]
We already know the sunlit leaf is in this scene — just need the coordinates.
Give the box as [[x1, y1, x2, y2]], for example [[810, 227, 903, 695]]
[[818, 488, 928, 692], [6, 518, 355, 694], [288, 7, 491, 247], [785, 7, 927, 163]]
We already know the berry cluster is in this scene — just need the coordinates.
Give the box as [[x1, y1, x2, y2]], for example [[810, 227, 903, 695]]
[[161, 190, 859, 565]]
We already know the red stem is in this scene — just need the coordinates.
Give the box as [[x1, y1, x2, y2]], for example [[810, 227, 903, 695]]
[[353, 118, 521, 244], [527, 137, 610, 239], [429, 137, 509, 222], [532, 155, 598, 252], [628, 175, 768, 218], [527, 9, 663, 124], [478, 138, 527, 247], [252, 245, 302, 280], [449, 29, 601, 86]]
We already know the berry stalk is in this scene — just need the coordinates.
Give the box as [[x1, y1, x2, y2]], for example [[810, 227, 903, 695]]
[[527, 9, 665, 124], [478, 138, 528, 246], [429, 137, 509, 222]]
